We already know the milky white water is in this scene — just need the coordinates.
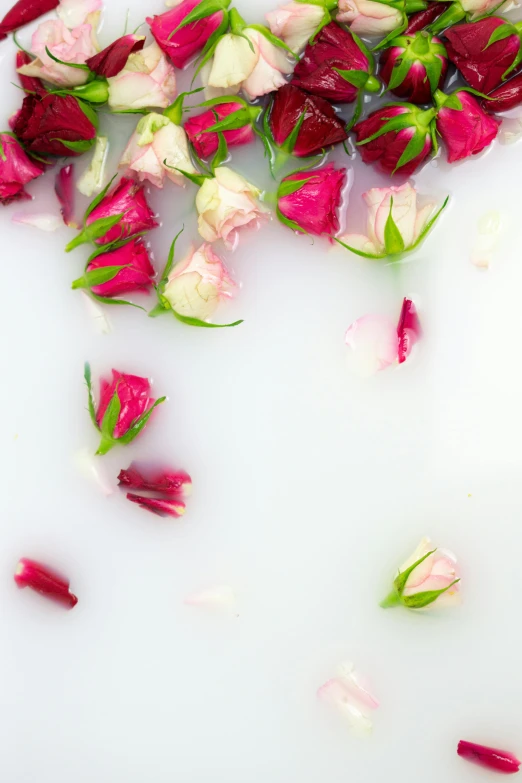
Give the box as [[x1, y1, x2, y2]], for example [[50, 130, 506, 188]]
[[1, 1, 522, 781]]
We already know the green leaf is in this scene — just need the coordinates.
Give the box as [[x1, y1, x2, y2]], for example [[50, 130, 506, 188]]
[[172, 310, 244, 328], [394, 549, 436, 595], [84, 362, 99, 430], [333, 68, 370, 89], [100, 388, 121, 441], [277, 175, 314, 198], [159, 227, 185, 291], [276, 205, 307, 234], [408, 195, 449, 251], [387, 56, 411, 92], [372, 16, 407, 51], [484, 22, 515, 50], [90, 292, 145, 310], [424, 58, 443, 96], [85, 174, 117, 218], [281, 107, 307, 153], [246, 23, 298, 58], [211, 131, 229, 171], [402, 579, 460, 609], [169, 0, 230, 37], [72, 265, 127, 289], [356, 112, 414, 145], [203, 108, 251, 134], [44, 46, 90, 70], [383, 196, 405, 255], [393, 129, 429, 173], [148, 303, 168, 318], [441, 93, 463, 111], [53, 137, 95, 153], [118, 397, 167, 445], [333, 236, 383, 260], [196, 95, 249, 110]]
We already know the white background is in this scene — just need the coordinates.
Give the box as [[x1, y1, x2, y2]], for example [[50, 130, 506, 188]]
[[1, 0, 522, 780]]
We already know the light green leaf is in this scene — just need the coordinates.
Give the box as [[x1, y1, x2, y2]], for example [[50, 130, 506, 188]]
[[383, 197, 405, 255], [334, 68, 370, 89], [402, 579, 460, 609], [159, 227, 184, 290], [393, 129, 429, 173], [172, 311, 244, 328], [333, 236, 384, 260], [100, 388, 121, 440], [211, 131, 229, 171], [84, 362, 99, 430], [118, 397, 167, 444]]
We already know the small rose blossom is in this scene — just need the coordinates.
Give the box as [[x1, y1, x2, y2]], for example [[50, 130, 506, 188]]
[[86, 34, 146, 78], [56, 0, 101, 28], [85, 177, 157, 246], [460, 0, 512, 19], [380, 31, 448, 104], [0, 133, 43, 205], [15, 557, 78, 608], [184, 101, 255, 159], [147, 0, 227, 69], [196, 166, 265, 249], [162, 242, 237, 320], [126, 493, 186, 517], [118, 465, 192, 496], [345, 314, 398, 377], [434, 89, 500, 163], [241, 28, 293, 100], [266, 1, 325, 54], [72, 238, 155, 298], [457, 741, 521, 774], [381, 537, 460, 610], [0, 0, 60, 41], [337, 0, 403, 36], [120, 113, 196, 189], [277, 163, 346, 237], [18, 19, 97, 87], [107, 42, 177, 112], [12, 92, 97, 157]]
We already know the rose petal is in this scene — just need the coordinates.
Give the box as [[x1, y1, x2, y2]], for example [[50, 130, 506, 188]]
[[14, 557, 77, 608], [317, 679, 373, 736], [74, 448, 113, 496], [458, 740, 521, 773], [471, 210, 502, 269], [126, 493, 185, 518], [55, 164, 78, 227], [11, 212, 62, 231], [77, 135, 109, 197], [345, 314, 398, 377], [337, 661, 379, 710], [80, 291, 112, 334], [397, 297, 421, 364]]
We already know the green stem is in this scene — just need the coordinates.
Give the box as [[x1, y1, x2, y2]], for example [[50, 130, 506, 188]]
[[65, 230, 89, 253], [380, 590, 402, 608]]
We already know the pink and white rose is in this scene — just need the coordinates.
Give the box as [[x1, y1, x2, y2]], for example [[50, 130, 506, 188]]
[[18, 19, 97, 86], [266, 2, 325, 54], [107, 42, 177, 112], [56, 0, 102, 28], [336, 0, 403, 35]]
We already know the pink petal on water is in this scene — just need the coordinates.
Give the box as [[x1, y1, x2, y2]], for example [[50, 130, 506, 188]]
[[397, 297, 421, 364], [317, 679, 373, 735], [55, 164, 78, 227], [126, 493, 186, 518], [11, 212, 62, 231], [458, 740, 521, 773], [14, 558, 77, 609], [337, 661, 379, 710], [345, 314, 398, 377]]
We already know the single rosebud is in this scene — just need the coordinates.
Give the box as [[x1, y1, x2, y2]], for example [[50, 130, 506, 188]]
[[266, 1, 329, 55], [14, 557, 78, 609], [107, 42, 177, 112], [72, 237, 155, 300], [0, 0, 59, 41], [118, 465, 192, 497], [380, 31, 447, 104], [12, 92, 97, 157], [17, 18, 97, 88], [84, 363, 166, 456], [434, 88, 500, 163], [336, 0, 404, 36], [352, 103, 436, 177], [0, 133, 44, 205], [457, 741, 521, 774], [291, 22, 380, 104], [86, 34, 146, 78], [147, 0, 231, 70], [482, 72, 522, 113], [277, 163, 346, 237], [381, 537, 460, 610], [445, 17, 522, 94], [184, 98, 258, 159]]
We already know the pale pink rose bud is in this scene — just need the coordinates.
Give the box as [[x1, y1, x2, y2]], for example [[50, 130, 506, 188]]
[[56, 0, 102, 28], [241, 28, 293, 100], [18, 18, 97, 86], [337, 0, 403, 35], [266, 1, 326, 55], [15, 558, 78, 609], [206, 32, 257, 92], [381, 537, 460, 610], [195, 166, 266, 250], [119, 112, 196, 188], [107, 42, 177, 112], [163, 243, 237, 321]]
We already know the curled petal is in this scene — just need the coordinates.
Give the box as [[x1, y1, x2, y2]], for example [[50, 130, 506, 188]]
[[86, 34, 146, 78], [458, 740, 521, 773], [11, 211, 62, 231], [0, 0, 59, 41], [56, 0, 102, 28], [184, 585, 237, 612], [14, 557, 78, 608], [126, 493, 185, 518], [16, 50, 47, 95], [337, 661, 379, 710], [77, 136, 108, 197], [345, 314, 398, 377], [317, 679, 373, 736], [80, 291, 112, 334], [55, 164, 78, 227], [397, 297, 421, 364], [118, 465, 192, 497]]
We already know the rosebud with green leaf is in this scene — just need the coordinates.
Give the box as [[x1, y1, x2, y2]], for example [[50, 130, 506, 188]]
[[277, 163, 346, 237], [185, 96, 260, 160], [379, 30, 447, 104], [266, 0, 333, 55], [434, 88, 500, 163], [12, 91, 97, 157]]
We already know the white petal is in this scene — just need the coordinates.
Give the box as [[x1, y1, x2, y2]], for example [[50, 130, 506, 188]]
[[337, 661, 379, 710], [11, 212, 62, 231], [80, 291, 112, 334], [317, 679, 373, 736], [470, 210, 503, 269], [74, 448, 113, 496], [77, 135, 109, 197]]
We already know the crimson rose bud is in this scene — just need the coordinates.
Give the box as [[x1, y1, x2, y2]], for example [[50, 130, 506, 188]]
[[86, 34, 146, 78], [185, 101, 255, 158], [89, 177, 157, 245], [482, 73, 522, 113], [277, 163, 345, 237], [72, 238, 155, 298], [270, 84, 348, 158], [445, 18, 522, 94], [15, 558, 78, 609], [434, 88, 500, 163], [0, 133, 43, 205], [12, 93, 97, 157], [147, 0, 229, 69], [0, 0, 58, 41], [405, 2, 451, 34], [353, 103, 435, 177], [380, 31, 447, 104], [291, 22, 379, 104]]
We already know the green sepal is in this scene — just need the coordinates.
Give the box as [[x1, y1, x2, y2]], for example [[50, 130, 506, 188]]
[[383, 196, 405, 255], [168, 0, 230, 38], [393, 128, 430, 173], [372, 16, 408, 52], [333, 236, 384, 260], [0, 136, 6, 162], [334, 67, 372, 89], [281, 107, 307, 154], [158, 227, 184, 292], [484, 20, 515, 49], [401, 579, 460, 609], [44, 46, 91, 70], [65, 213, 124, 252], [171, 310, 244, 328], [90, 292, 146, 310], [211, 131, 229, 170], [84, 362, 99, 430], [201, 106, 255, 134], [424, 57, 443, 95], [165, 162, 209, 186], [386, 56, 412, 92], [276, 204, 307, 234], [356, 111, 415, 145], [407, 195, 449, 252], [276, 175, 313, 198], [246, 23, 298, 58], [54, 137, 95, 153], [393, 549, 436, 595], [71, 264, 127, 289], [346, 91, 364, 131], [85, 174, 117, 219], [69, 78, 109, 105], [163, 87, 205, 125], [117, 397, 167, 445], [428, 2, 465, 35], [100, 388, 122, 441], [148, 303, 168, 318]]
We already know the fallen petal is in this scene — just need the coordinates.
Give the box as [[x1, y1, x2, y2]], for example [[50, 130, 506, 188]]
[[74, 448, 113, 496], [317, 679, 373, 736], [14, 557, 78, 608], [337, 661, 379, 710], [345, 314, 398, 377], [397, 297, 421, 364], [55, 164, 78, 227], [118, 464, 192, 496], [80, 291, 112, 334], [470, 210, 503, 269], [458, 740, 521, 773], [126, 493, 185, 518], [0, 0, 59, 41], [184, 585, 237, 611], [11, 212, 63, 231], [77, 135, 109, 197]]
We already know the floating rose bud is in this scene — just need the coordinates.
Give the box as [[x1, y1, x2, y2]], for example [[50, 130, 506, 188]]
[[126, 493, 186, 517], [277, 163, 345, 237], [291, 21, 380, 105], [72, 237, 155, 300], [0, 0, 59, 41], [86, 34, 146, 78], [0, 133, 44, 205], [56, 0, 101, 28], [77, 134, 108, 197], [107, 42, 177, 112], [434, 89, 500, 163], [119, 112, 196, 189], [457, 740, 521, 773], [353, 103, 436, 177], [12, 92, 97, 157], [14, 557, 78, 609], [397, 297, 421, 363], [445, 18, 522, 95], [17, 19, 97, 87], [12, 211, 62, 230], [16, 50, 47, 95], [380, 31, 447, 104], [184, 98, 257, 159], [381, 537, 460, 609], [55, 164, 77, 227], [345, 314, 398, 377], [147, 0, 230, 70], [482, 73, 522, 114], [317, 679, 374, 736], [118, 465, 192, 497], [336, 0, 403, 36], [266, 1, 327, 55], [84, 363, 166, 455]]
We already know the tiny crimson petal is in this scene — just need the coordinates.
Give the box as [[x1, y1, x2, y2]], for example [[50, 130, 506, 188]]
[[118, 465, 192, 497], [397, 297, 421, 364], [86, 177, 158, 245], [85, 238, 155, 297], [86, 34, 146, 78], [16, 50, 47, 95], [0, 0, 59, 40], [14, 557, 78, 608], [126, 493, 186, 518], [55, 164, 77, 227], [405, 2, 451, 34], [457, 740, 521, 773], [184, 102, 255, 159], [0, 133, 44, 205], [278, 163, 346, 237], [147, 0, 225, 69]]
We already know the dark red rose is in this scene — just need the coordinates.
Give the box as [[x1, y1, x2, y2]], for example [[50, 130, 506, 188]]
[[86, 34, 146, 78], [269, 84, 348, 157], [0, 133, 43, 205], [405, 2, 451, 34], [16, 50, 47, 96], [277, 163, 346, 237], [434, 89, 500, 163], [380, 31, 447, 104], [481, 72, 522, 113], [0, 0, 58, 41], [147, 0, 227, 69], [445, 17, 522, 94], [353, 103, 435, 176], [291, 21, 379, 104], [12, 93, 97, 157]]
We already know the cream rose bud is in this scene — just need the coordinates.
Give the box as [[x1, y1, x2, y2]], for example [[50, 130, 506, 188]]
[[207, 33, 258, 92], [107, 42, 177, 111], [18, 19, 97, 87], [119, 113, 196, 188], [196, 166, 266, 250], [241, 28, 293, 100], [163, 244, 237, 321], [266, 2, 325, 55], [337, 0, 403, 35]]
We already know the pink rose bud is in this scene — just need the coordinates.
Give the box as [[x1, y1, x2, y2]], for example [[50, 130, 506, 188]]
[[434, 88, 500, 163], [291, 21, 380, 104], [16, 50, 47, 95], [84, 363, 166, 455], [266, 1, 327, 55], [184, 99, 257, 159], [126, 493, 186, 518], [14, 557, 78, 609], [0, 0, 59, 41], [0, 133, 44, 205], [55, 164, 77, 227], [72, 237, 155, 299], [445, 18, 522, 95], [147, 0, 229, 69], [107, 42, 177, 112], [482, 73, 522, 113], [86, 34, 146, 78], [380, 31, 448, 104], [397, 297, 421, 363], [118, 465, 192, 497], [66, 177, 158, 252], [277, 163, 346, 237], [353, 103, 436, 177], [458, 740, 521, 774], [381, 537, 460, 609]]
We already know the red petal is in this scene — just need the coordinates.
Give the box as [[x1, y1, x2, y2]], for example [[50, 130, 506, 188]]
[[126, 493, 186, 518], [458, 740, 521, 773], [0, 0, 59, 40], [55, 164, 77, 228], [118, 464, 192, 496], [14, 558, 78, 609], [86, 35, 146, 78], [397, 297, 421, 364], [16, 50, 47, 96]]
